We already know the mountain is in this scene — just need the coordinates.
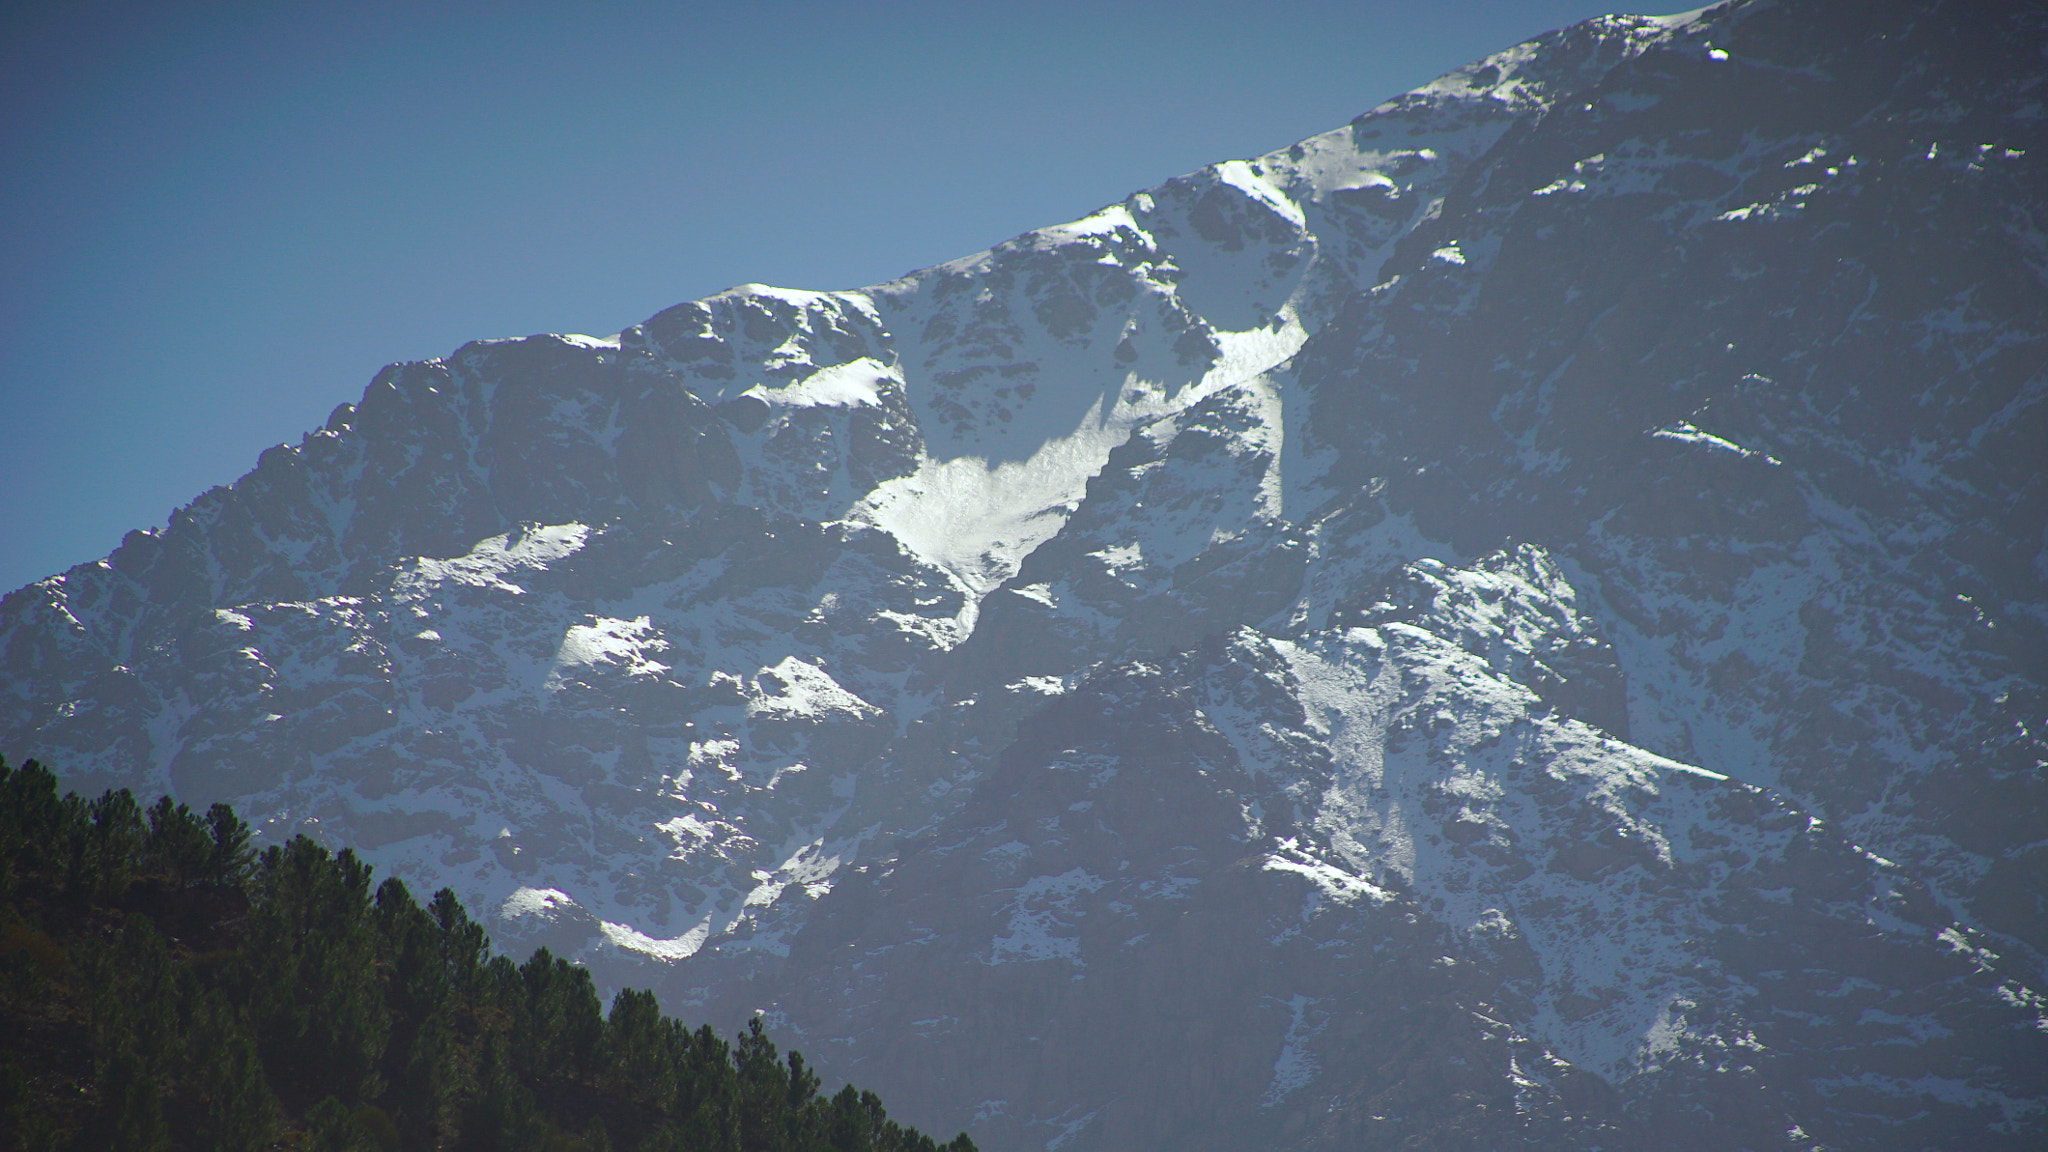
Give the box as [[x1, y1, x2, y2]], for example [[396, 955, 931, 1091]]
[[5, 0, 2045, 1147]]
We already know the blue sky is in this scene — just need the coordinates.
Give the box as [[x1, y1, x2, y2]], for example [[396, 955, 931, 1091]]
[[1, 0, 1626, 594]]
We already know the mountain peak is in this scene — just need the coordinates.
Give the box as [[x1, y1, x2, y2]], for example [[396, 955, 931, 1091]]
[[7, 1, 2045, 1146]]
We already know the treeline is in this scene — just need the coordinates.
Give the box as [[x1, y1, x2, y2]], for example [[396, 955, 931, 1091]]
[[0, 757, 975, 1152]]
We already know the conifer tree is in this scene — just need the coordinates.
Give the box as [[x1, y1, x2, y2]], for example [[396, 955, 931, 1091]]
[[605, 987, 674, 1110], [143, 794, 213, 884], [80, 1046, 171, 1152], [189, 992, 279, 1152], [203, 800, 255, 884], [306, 1094, 378, 1152]]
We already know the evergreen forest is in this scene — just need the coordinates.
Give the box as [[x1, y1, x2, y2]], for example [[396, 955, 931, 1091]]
[[0, 756, 978, 1152]]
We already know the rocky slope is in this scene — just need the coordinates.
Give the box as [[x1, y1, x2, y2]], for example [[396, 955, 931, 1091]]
[[5, 0, 2046, 1147]]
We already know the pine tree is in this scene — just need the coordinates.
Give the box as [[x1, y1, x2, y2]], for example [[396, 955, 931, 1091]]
[[734, 1016, 795, 1152], [203, 801, 255, 884], [78, 1045, 170, 1152], [605, 986, 674, 1111], [825, 1084, 872, 1152], [78, 788, 145, 902], [519, 947, 603, 1083], [246, 837, 391, 1100], [468, 1028, 538, 1151], [306, 1094, 378, 1152], [189, 991, 278, 1152], [142, 794, 212, 885]]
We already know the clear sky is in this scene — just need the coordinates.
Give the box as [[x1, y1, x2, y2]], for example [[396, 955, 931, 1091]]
[[2, 0, 1628, 595]]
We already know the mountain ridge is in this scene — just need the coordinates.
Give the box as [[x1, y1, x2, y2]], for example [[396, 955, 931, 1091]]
[[6, 1, 2046, 1147]]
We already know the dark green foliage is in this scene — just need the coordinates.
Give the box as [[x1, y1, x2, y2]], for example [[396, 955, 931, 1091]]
[[80, 1045, 173, 1152], [191, 1002, 282, 1152], [0, 755, 978, 1152], [245, 837, 391, 1101], [145, 795, 213, 883], [517, 948, 604, 1084], [307, 1095, 381, 1152]]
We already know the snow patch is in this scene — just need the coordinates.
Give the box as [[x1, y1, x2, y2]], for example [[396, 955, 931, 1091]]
[[501, 886, 580, 919], [404, 523, 591, 595], [599, 919, 712, 962], [547, 615, 669, 688], [1262, 994, 1325, 1105], [987, 868, 1105, 965], [1652, 421, 1780, 464], [742, 356, 894, 410], [747, 656, 880, 720]]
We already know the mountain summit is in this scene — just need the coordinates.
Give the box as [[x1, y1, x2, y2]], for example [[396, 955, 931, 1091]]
[[6, 0, 2045, 1147]]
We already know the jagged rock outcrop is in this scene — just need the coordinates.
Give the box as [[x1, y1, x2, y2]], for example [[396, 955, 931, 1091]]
[[4, 1, 2044, 1148]]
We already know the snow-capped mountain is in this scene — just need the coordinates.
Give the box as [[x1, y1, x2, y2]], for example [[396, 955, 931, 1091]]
[[5, 0, 2044, 1148]]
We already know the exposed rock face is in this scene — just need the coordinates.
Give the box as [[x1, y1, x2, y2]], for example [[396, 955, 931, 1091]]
[[772, 617, 2018, 1150], [4, 1, 2045, 1148]]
